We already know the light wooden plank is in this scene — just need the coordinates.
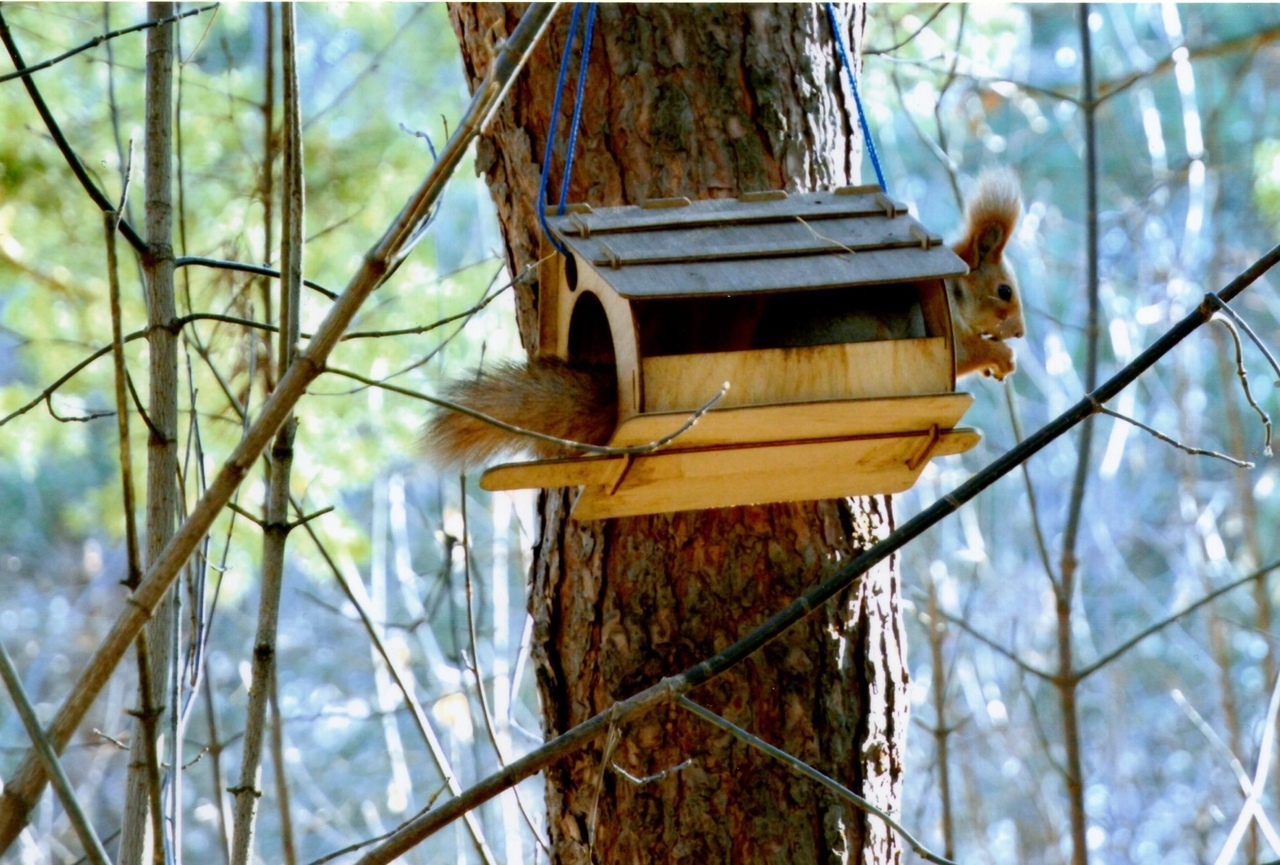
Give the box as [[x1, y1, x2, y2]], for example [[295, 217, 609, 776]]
[[608, 393, 975, 448], [571, 429, 981, 519], [480, 456, 624, 492], [480, 428, 983, 518], [553, 270, 644, 418], [642, 339, 952, 412]]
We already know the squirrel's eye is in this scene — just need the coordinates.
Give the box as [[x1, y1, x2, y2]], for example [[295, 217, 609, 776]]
[[998, 284, 1014, 302]]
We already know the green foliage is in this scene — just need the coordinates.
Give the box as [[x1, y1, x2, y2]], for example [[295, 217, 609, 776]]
[[1257, 139, 1280, 227]]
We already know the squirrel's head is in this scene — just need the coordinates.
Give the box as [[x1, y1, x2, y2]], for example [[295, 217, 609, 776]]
[[948, 170, 1025, 344]]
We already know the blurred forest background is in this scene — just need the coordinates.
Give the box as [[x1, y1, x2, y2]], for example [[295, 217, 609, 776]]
[[2, 3, 1280, 864]]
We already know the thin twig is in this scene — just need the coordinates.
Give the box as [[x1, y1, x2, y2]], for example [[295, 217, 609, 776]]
[[1097, 24, 1280, 105], [174, 256, 338, 300], [588, 712, 623, 853], [325, 366, 728, 457], [865, 4, 949, 56], [1209, 301, 1276, 455], [1077, 559, 1280, 681], [1004, 386, 1059, 588], [1171, 690, 1280, 853], [0, 296, 534, 430], [1056, 12, 1099, 863], [303, 5, 428, 130], [106, 141, 141, 591], [0, 4, 218, 83], [1214, 671, 1280, 865], [678, 697, 956, 865], [1097, 406, 1254, 468], [610, 758, 695, 786], [291, 500, 498, 865], [304, 784, 449, 865], [340, 263, 518, 341], [458, 477, 551, 856], [0, 642, 112, 865], [930, 606, 1053, 681], [0, 10, 147, 252]]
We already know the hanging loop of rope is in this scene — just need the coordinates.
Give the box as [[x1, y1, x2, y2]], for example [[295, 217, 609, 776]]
[[824, 2, 887, 193], [537, 3, 598, 257]]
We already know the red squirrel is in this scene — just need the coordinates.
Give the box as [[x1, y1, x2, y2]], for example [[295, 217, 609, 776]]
[[425, 171, 1024, 469]]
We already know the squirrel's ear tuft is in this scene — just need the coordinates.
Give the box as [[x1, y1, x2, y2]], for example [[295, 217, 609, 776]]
[[954, 169, 1022, 268]]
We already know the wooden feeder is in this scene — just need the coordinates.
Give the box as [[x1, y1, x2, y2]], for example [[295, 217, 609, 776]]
[[480, 185, 982, 519]]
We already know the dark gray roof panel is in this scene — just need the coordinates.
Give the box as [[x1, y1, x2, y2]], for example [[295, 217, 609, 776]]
[[598, 245, 968, 299], [548, 188, 967, 298]]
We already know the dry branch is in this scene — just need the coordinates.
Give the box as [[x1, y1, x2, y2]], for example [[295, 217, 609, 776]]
[[678, 696, 955, 865], [119, 7, 179, 860], [229, 6, 303, 860], [0, 4, 560, 850], [0, 642, 112, 865], [0, 4, 217, 84]]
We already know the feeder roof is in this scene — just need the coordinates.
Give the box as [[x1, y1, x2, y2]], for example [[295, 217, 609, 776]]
[[544, 186, 969, 300]]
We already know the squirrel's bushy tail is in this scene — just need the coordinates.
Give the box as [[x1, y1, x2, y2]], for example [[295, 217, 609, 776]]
[[423, 359, 617, 469]]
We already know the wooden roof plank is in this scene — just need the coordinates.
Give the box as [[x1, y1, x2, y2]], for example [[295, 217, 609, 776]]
[[571, 215, 946, 268], [546, 189, 908, 236], [598, 244, 968, 298]]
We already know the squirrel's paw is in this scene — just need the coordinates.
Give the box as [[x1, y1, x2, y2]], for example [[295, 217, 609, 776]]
[[958, 337, 1017, 381]]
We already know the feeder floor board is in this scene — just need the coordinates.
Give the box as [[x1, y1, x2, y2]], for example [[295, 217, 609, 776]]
[[608, 392, 975, 449], [479, 427, 981, 520]]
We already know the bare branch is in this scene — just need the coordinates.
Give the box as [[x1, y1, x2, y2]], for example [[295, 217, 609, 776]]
[[0, 4, 218, 84], [0, 641, 112, 865], [1209, 300, 1277, 456], [0, 4, 562, 848], [174, 256, 338, 300], [611, 758, 695, 786], [865, 5, 949, 56], [1214, 671, 1280, 864], [1097, 406, 1254, 468], [930, 607, 1053, 682], [325, 365, 727, 458], [0, 10, 147, 253], [458, 477, 550, 856], [1077, 560, 1280, 681], [678, 697, 956, 865]]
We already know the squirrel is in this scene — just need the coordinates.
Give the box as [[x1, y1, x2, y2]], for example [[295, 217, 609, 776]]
[[947, 169, 1025, 381], [425, 171, 1024, 470]]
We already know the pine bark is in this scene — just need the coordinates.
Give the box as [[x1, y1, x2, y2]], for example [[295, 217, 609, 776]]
[[450, 5, 906, 862]]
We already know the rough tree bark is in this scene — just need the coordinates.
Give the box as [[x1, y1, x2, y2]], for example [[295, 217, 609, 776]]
[[451, 5, 906, 863]]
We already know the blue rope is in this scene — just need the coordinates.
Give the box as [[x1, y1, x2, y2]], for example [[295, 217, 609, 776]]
[[558, 3, 597, 213], [825, 2, 887, 193], [537, 3, 596, 258], [536, 5, 582, 257]]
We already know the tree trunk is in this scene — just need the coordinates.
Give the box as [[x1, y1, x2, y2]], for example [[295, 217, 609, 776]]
[[450, 5, 907, 862], [118, 6, 179, 862]]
